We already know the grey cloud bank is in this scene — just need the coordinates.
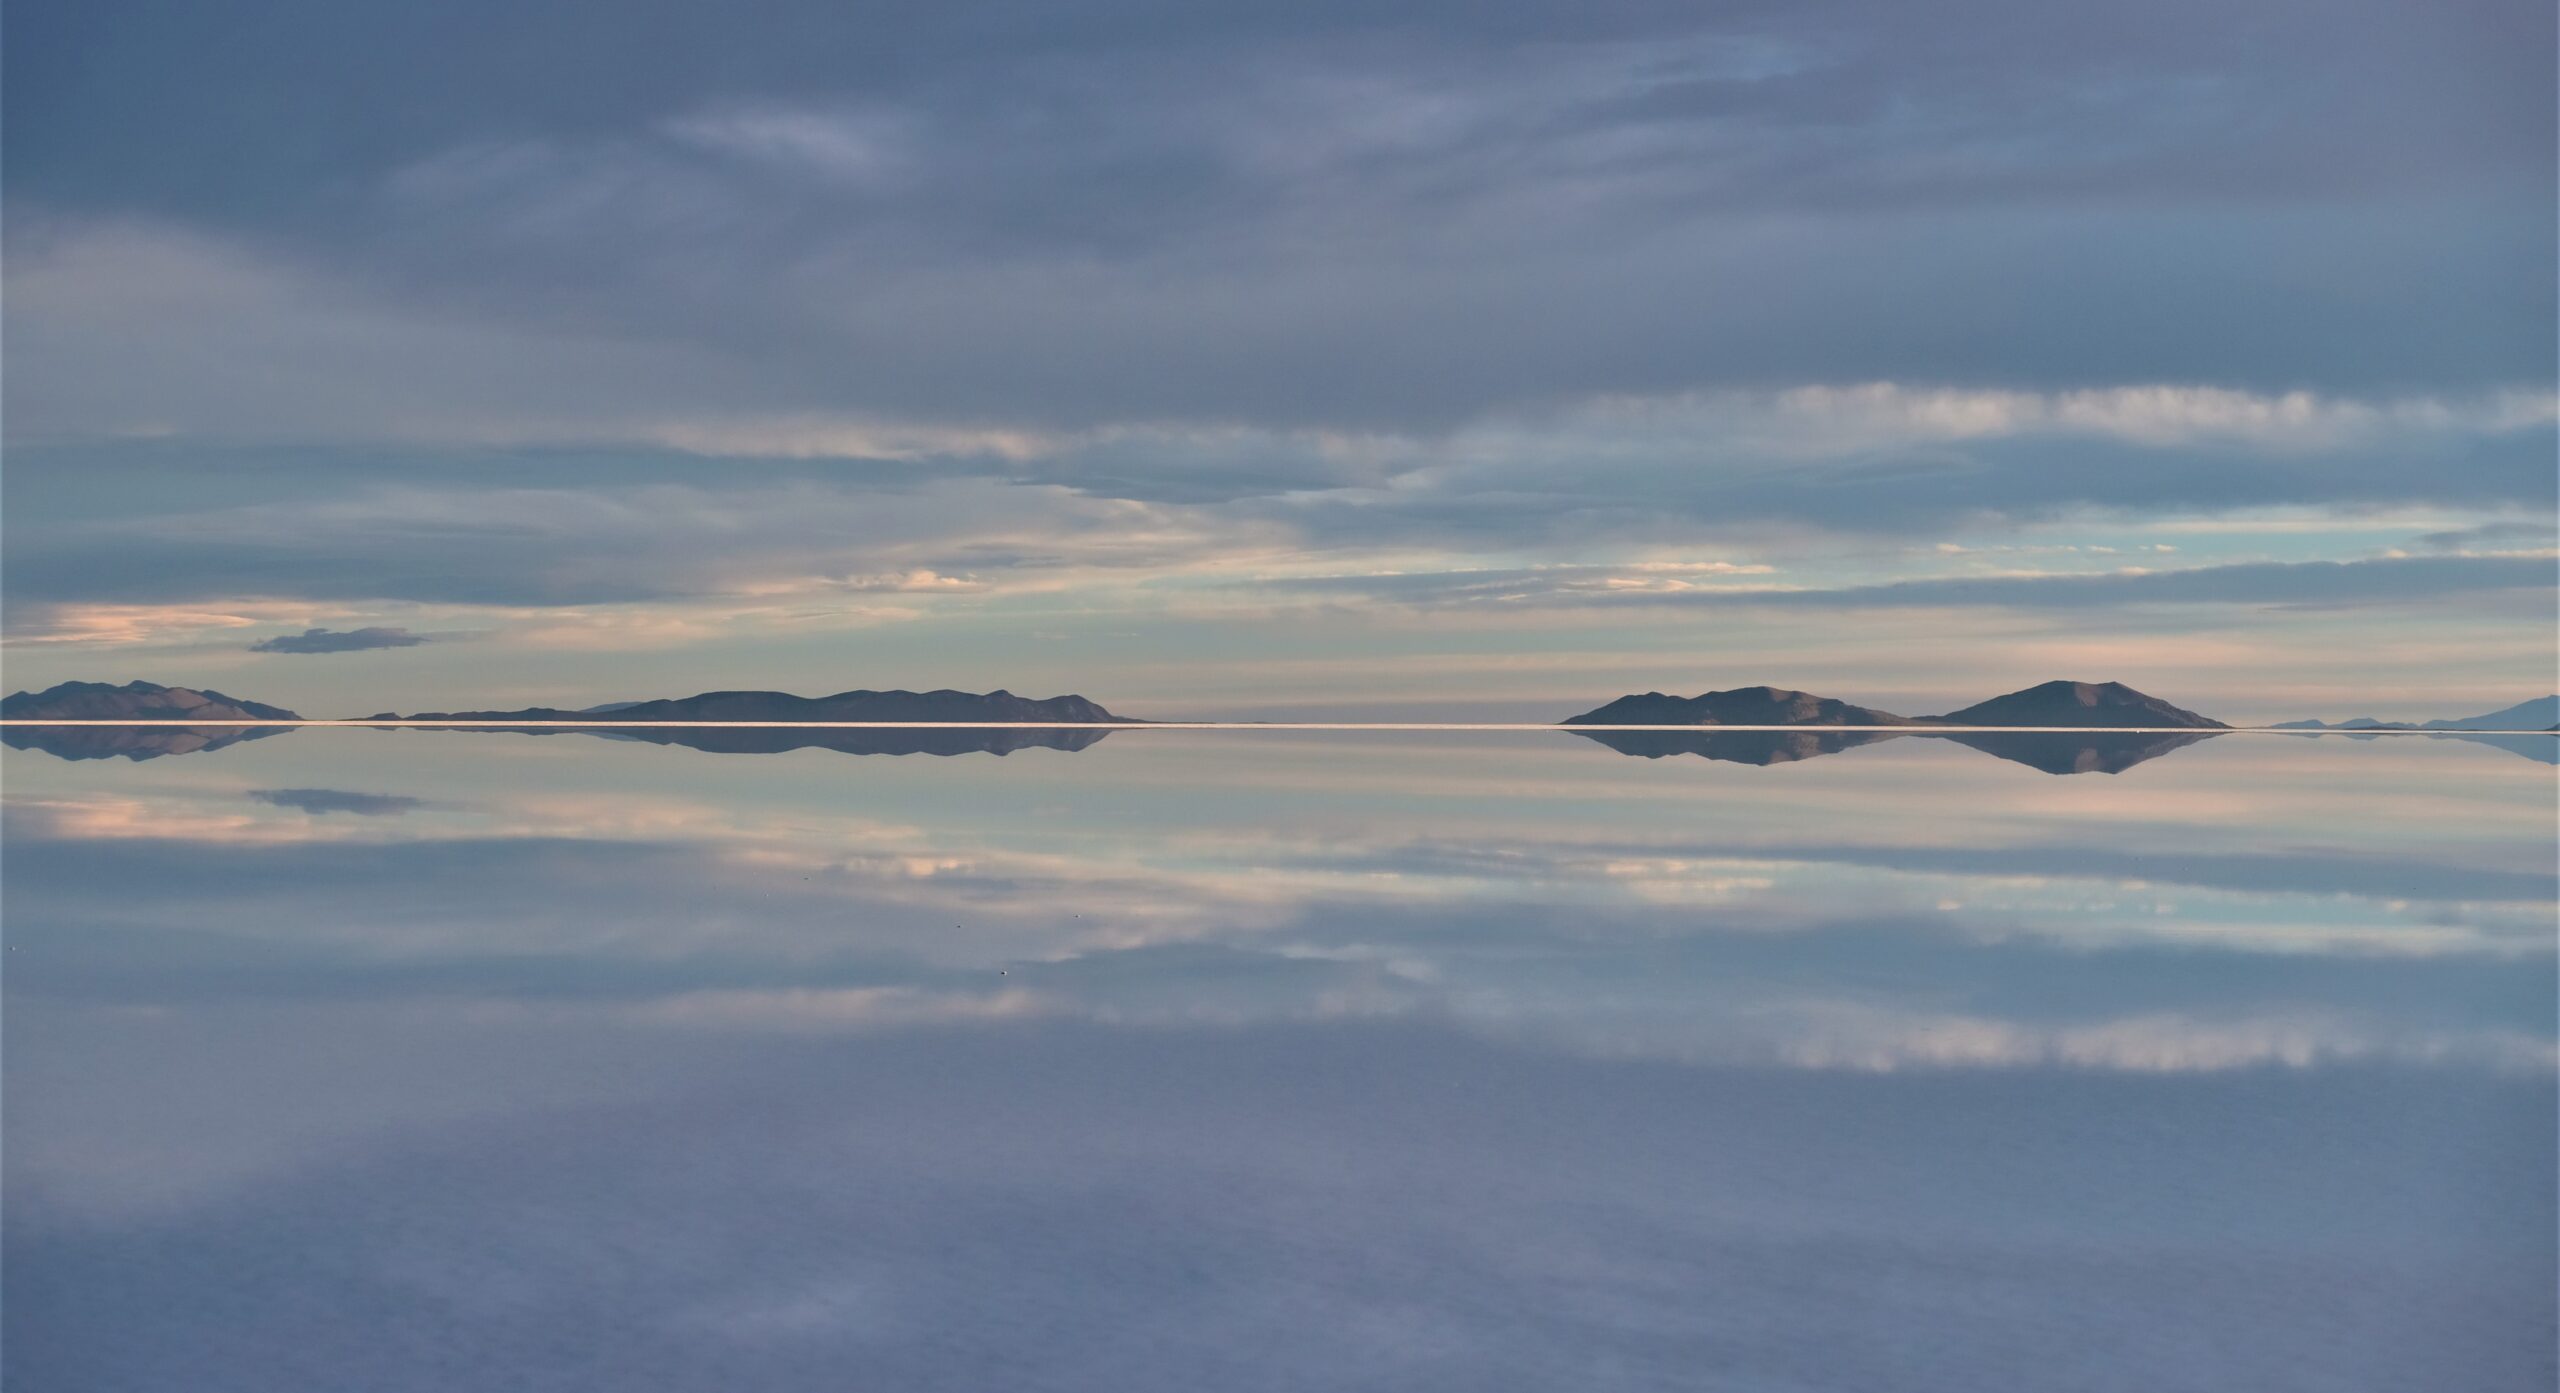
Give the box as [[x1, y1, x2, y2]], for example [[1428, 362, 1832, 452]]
[[1264, 555, 2558, 613], [6, 0, 2551, 442], [0, 0, 2549, 712], [247, 788, 427, 816], [5, 405, 2552, 619], [249, 626, 430, 654]]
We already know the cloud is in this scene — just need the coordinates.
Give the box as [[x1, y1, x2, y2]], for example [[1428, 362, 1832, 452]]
[[2, 465, 1290, 621], [2, 0, 2550, 700], [247, 789, 427, 817], [1730, 555, 2560, 611], [1273, 554, 2559, 613], [249, 626, 429, 654], [3, 599, 313, 645], [5, 0, 2551, 445], [2416, 519, 2560, 552], [3, 378, 2550, 629]]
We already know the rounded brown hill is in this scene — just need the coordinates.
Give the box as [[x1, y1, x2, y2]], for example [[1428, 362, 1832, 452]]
[[1564, 686, 1916, 726], [1928, 680, 2225, 728], [1, 679, 299, 721]]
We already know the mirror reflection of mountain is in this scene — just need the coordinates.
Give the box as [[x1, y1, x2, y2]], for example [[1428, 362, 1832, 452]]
[[1569, 729, 1903, 766], [1569, 728, 2218, 774], [1562, 680, 2230, 773], [1564, 680, 2228, 730], [504, 726, 1113, 757], [2440, 734, 2560, 766], [367, 688, 1129, 757], [2274, 697, 2560, 764], [372, 687, 1126, 724], [2275, 732, 2560, 767], [1, 724, 293, 762], [1935, 730, 2219, 775], [1, 680, 304, 762]]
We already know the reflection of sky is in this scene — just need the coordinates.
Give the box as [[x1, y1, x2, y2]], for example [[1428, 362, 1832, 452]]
[[6, 732, 2554, 1388]]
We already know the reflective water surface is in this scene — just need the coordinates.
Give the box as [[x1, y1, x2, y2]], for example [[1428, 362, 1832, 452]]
[[6, 729, 2554, 1390]]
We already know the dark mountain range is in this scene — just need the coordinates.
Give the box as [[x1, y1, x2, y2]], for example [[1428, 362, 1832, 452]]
[[2, 679, 299, 722], [1569, 728, 2213, 775], [371, 688, 1127, 724], [1927, 680, 2225, 729], [446, 726, 1114, 757], [1, 682, 1127, 759], [0, 681, 300, 761], [2417, 697, 2555, 730], [1564, 680, 2224, 730], [2275, 696, 2559, 732], [1565, 686, 1916, 727]]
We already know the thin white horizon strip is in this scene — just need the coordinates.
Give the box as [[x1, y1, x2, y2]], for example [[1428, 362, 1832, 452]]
[[3, 721, 2554, 735]]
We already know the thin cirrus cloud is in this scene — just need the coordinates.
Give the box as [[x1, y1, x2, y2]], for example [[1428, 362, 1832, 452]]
[[2, 386, 2550, 623], [1262, 555, 2559, 614]]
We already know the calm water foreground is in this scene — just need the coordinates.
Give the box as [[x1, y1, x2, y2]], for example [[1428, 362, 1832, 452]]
[[5, 727, 2554, 1391]]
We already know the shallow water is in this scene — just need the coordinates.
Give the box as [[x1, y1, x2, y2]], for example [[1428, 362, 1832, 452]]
[[5, 728, 2554, 1390]]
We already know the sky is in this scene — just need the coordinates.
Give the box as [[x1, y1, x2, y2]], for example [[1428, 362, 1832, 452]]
[[4, 0, 2554, 721]]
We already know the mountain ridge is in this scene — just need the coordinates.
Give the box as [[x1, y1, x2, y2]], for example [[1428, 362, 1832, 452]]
[[1565, 680, 2227, 729], [2, 679, 300, 721], [1565, 686, 1917, 727], [0, 681, 301, 761], [1924, 680, 2225, 729], [2275, 696, 2559, 732], [370, 688, 1128, 724]]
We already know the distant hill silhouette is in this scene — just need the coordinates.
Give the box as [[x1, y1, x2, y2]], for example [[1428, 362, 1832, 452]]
[[453, 726, 1115, 757], [373, 688, 1126, 724], [0, 681, 300, 761], [1565, 679, 2224, 730], [3, 679, 298, 722], [2276, 696, 2559, 732], [1565, 686, 1915, 727], [1569, 728, 2213, 775], [1927, 680, 2224, 729]]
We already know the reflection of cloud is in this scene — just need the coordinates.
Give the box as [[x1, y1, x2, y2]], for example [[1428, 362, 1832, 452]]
[[630, 986, 1048, 1033], [14, 765, 2549, 950], [9, 786, 2552, 1083], [2, 725, 290, 762], [249, 625, 429, 653], [1766, 1003, 2559, 1074], [248, 788, 426, 816], [10, 797, 404, 845], [11, 1012, 2552, 1391]]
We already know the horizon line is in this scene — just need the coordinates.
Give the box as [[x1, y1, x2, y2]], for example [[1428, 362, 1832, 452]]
[[3, 720, 2555, 736]]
